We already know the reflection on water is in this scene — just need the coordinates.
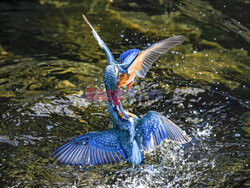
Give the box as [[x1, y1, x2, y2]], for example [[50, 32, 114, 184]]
[[0, 0, 249, 187]]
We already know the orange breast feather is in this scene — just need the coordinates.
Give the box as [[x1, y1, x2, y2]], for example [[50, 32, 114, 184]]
[[118, 73, 135, 87]]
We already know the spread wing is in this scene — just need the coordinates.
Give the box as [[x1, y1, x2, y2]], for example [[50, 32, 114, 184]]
[[82, 14, 118, 65], [52, 129, 127, 165], [128, 36, 185, 78], [120, 49, 140, 64], [135, 111, 191, 152]]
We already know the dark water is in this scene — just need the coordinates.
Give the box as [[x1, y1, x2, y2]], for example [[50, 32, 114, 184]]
[[0, 0, 249, 187]]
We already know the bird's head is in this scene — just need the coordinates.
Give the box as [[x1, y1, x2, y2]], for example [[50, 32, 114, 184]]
[[104, 65, 120, 105], [104, 65, 129, 120], [104, 65, 119, 89]]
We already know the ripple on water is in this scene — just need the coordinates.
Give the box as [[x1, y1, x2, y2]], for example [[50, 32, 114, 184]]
[[0, 0, 249, 187]]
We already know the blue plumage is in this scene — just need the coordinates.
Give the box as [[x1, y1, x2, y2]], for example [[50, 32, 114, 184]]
[[135, 111, 190, 152], [52, 104, 191, 165], [51, 15, 190, 166], [52, 70, 191, 165], [52, 129, 127, 165], [120, 49, 140, 64], [82, 14, 185, 87]]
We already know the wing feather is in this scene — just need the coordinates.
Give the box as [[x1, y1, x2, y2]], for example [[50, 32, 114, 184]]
[[64, 145, 78, 164], [74, 146, 85, 165], [100, 151, 105, 164], [105, 152, 111, 164], [128, 36, 185, 78], [60, 144, 76, 163], [82, 14, 118, 65], [103, 151, 108, 164], [68, 145, 81, 164], [114, 152, 122, 162], [136, 111, 191, 152], [90, 148, 95, 165], [120, 49, 140, 64], [53, 141, 72, 159], [81, 146, 89, 165], [52, 129, 127, 166], [96, 150, 101, 164]]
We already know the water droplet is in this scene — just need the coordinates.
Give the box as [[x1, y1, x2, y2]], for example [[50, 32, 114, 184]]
[[234, 134, 240, 138]]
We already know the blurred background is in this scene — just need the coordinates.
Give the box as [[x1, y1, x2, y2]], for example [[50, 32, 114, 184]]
[[0, 0, 249, 187]]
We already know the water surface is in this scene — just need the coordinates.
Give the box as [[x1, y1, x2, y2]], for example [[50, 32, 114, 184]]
[[0, 0, 249, 187]]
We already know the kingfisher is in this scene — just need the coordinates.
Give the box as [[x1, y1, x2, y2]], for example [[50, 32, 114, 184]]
[[82, 15, 185, 115], [52, 64, 191, 165]]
